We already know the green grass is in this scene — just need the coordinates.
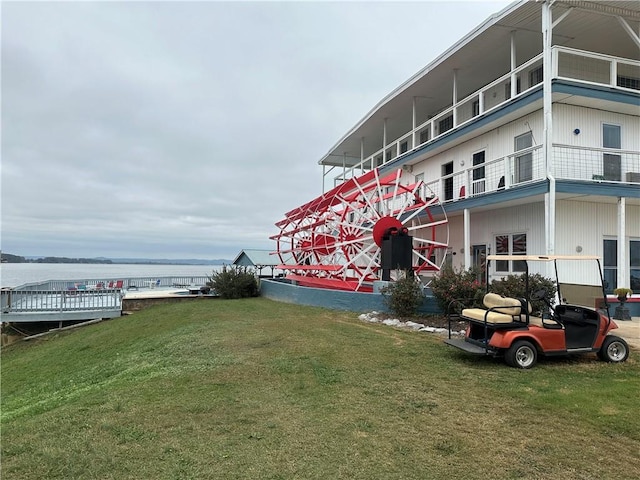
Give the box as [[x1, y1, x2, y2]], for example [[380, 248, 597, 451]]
[[2, 298, 639, 479]]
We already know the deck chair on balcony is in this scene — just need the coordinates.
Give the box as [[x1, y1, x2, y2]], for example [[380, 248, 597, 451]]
[[114, 280, 124, 289]]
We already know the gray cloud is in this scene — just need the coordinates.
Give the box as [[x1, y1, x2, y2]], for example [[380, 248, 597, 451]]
[[2, 1, 510, 259]]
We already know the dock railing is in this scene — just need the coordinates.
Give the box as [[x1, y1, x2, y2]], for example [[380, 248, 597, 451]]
[[1, 275, 211, 323]]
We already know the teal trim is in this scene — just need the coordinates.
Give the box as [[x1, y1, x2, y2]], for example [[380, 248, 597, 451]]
[[557, 180, 640, 198], [260, 279, 441, 314], [444, 181, 549, 212], [553, 80, 640, 107]]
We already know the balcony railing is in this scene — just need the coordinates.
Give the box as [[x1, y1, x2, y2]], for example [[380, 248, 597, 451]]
[[330, 46, 640, 189], [418, 145, 640, 204]]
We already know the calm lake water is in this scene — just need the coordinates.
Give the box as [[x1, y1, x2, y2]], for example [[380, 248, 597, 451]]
[[0, 263, 224, 288]]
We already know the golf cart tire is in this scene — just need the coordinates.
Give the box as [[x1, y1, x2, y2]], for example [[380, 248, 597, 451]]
[[505, 340, 538, 369], [597, 336, 629, 363]]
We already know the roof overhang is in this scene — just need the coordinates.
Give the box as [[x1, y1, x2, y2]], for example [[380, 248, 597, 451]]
[[319, 0, 640, 168]]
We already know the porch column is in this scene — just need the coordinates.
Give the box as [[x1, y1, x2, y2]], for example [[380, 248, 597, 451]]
[[510, 31, 517, 98], [542, 1, 556, 261], [383, 118, 387, 163], [412, 97, 417, 150], [617, 197, 627, 288], [452, 69, 458, 127], [464, 208, 471, 270]]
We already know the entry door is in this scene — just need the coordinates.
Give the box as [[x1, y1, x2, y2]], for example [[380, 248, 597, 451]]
[[472, 244, 487, 284]]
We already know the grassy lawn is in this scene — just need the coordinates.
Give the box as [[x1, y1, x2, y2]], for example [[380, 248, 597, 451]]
[[2, 297, 639, 479]]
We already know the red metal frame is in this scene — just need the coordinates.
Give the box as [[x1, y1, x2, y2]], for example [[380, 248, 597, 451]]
[[271, 168, 449, 291]]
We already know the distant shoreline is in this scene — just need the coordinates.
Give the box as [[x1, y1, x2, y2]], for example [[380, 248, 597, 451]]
[[0, 253, 232, 266]]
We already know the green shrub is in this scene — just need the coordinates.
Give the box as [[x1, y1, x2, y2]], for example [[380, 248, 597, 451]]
[[429, 266, 486, 313], [207, 265, 259, 299], [380, 273, 424, 317], [490, 273, 556, 316]]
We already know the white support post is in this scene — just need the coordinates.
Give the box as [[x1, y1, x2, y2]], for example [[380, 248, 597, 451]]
[[342, 152, 346, 182], [617, 197, 627, 288], [383, 119, 387, 163], [452, 69, 458, 127], [360, 137, 365, 175], [464, 209, 471, 270], [412, 97, 417, 149], [542, 1, 555, 262], [510, 31, 517, 98]]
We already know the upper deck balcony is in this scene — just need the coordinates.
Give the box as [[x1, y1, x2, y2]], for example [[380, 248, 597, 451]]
[[325, 46, 639, 203]]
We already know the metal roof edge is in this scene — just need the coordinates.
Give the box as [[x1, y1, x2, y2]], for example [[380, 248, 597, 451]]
[[317, 0, 526, 165]]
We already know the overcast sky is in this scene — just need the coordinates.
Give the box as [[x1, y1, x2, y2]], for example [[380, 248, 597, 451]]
[[2, 0, 512, 260]]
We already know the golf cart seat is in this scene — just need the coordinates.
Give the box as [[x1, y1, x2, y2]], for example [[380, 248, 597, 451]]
[[462, 293, 530, 324]]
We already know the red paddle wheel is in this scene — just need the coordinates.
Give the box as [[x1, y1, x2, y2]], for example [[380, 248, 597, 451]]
[[271, 168, 449, 292]]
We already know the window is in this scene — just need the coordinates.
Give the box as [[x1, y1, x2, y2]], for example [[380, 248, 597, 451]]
[[415, 172, 425, 198], [495, 233, 527, 273], [472, 151, 485, 194], [472, 100, 480, 117], [617, 75, 640, 91], [529, 66, 543, 87], [603, 239, 617, 293], [605, 239, 640, 293], [631, 240, 640, 291], [442, 162, 454, 201], [419, 129, 430, 144], [514, 132, 533, 183], [438, 115, 453, 134], [400, 141, 408, 154], [505, 77, 521, 99], [603, 124, 621, 181]]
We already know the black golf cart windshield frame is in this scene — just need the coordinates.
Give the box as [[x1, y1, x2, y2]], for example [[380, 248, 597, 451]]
[[484, 254, 611, 321]]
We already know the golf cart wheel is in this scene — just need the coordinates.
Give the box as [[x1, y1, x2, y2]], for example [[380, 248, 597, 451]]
[[597, 336, 629, 363], [505, 340, 538, 369]]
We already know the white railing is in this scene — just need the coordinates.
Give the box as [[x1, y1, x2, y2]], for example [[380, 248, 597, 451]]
[[552, 145, 640, 183], [4, 289, 122, 314], [331, 46, 640, 188], [415, 143, 640, 205], [420, 145, 544, 202], [1, 276, 212, 317], [11, 275, 211, 293]]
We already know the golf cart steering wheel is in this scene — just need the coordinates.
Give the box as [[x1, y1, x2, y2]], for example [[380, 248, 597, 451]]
[[532, 288, 556, 317], [531, 288, 546, 301]]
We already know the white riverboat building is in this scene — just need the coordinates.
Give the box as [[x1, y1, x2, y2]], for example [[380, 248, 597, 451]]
[[318, 0, 639, 292]]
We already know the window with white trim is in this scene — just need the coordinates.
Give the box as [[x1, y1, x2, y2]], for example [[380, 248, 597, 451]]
[[494, 233, 527, 273], [603, 238, 640, 293], [514, 132, 533, 183], [602, 124, 621, 181]]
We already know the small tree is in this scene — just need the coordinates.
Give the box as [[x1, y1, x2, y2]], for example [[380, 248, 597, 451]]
[[380, 272, 424, 317], [429, 266, 486, 313], [207, 265, 259, 299]]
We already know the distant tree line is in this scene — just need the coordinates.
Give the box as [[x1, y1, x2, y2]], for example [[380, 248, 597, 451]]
[[1, 253, 113, 264]]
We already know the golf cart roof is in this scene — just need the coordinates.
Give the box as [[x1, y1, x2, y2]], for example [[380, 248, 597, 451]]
[[486, 255, 601, 262]]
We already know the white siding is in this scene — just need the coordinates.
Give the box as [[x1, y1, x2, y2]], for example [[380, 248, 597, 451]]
[[552, 200, 639, 285], [554, 104, 640, 150]]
